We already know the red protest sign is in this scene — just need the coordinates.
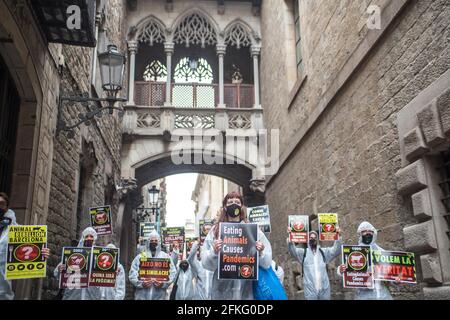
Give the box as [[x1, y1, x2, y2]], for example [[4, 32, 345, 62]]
[[342, 245, 374, 289], [138, 257, 170, 282], [59, 247, 91, 289], [89, 246, 119, 287], [372, 250, 417, 284]]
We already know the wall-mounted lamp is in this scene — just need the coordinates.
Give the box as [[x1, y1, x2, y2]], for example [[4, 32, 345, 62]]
[[56, 45, 127, 138]]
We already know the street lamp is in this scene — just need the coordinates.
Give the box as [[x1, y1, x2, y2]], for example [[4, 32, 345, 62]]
[[148, 185, 160, 207], [56, 44, 128, 138]]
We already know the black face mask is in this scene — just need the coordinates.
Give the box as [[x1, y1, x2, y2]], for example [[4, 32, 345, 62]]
[[226, 204, 241, 218], [83, 239, 94, 247], [362, 234, 373, 245], [0, 217, 12, 232], [180, 262, 189, 272], [0, 208, 5, 218], [149, 242, 158, 251], [309, 239, 317, 247]]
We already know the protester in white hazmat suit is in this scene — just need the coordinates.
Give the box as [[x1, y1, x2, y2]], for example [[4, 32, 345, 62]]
[[129, 230, 176, 300], [99, 243, 126, 300], [0, 193, 18, 300], [201, 192, 272, 300], [174, 241, 207, 300], [54, 227, 101, 300], [0, 193, 50, 300], [337, 221, 400, 300], [287, 228, 342, 300]]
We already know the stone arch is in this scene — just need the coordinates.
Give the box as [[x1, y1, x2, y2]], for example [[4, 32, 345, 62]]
[[134, 15, 167, 46], [171, 8, 220, 47], [132, 150, 262, 206], [224, 19, 258, 48]]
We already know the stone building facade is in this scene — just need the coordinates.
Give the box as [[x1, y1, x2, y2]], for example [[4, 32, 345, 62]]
[[261, 0, 450, 299], [0, 0, 127, 299]]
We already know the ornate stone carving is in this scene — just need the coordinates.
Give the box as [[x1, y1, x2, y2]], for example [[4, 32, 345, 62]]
[[175, 114, 215, 129], [137, 19, 165, 46], [225, 23, 251, 49], [137, 113, 161, 128], [250, 179, 266, 194], [229, 114, 252, 129], [173, 13, 217, 48]]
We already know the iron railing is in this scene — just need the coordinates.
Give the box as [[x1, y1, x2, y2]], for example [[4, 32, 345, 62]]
[[134, 81, 254, 108]]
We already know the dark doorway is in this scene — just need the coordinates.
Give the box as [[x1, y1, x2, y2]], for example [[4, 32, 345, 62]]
[[0, 56, 21, 195]]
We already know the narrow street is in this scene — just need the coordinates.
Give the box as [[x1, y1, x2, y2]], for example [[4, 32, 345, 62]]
[[0, 0, 450, 303]]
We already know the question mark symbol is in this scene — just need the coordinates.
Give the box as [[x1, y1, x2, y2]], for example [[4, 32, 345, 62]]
[[22, 246, 34, 260], [101, 255, 110, 268]]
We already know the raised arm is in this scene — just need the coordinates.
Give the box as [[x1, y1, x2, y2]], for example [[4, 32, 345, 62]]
[[201, 227, 219, 272], [287, 240, 306, 263], [257, 229, 272, 269]]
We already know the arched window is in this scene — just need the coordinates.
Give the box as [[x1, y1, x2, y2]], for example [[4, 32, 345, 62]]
[[143, 60, 167, 82], [174, 57, 213, 83]]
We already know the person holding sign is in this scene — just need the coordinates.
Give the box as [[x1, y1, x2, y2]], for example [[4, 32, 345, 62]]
[[337, 222, 399, 300], [99, 244, 126, 300], [287, 228, 342, 300], [173, 241, 207, 300], [201, 191, 272, 300], [129, 230, 176, 300], [0, 193, 50, 300], [54, 227, 101, 300]]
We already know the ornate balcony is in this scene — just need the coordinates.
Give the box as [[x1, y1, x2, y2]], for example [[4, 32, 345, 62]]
[[134, 81, 254, 108]]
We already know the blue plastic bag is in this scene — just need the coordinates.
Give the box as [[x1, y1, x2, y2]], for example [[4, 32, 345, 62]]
[[253, 266, 288, 300]]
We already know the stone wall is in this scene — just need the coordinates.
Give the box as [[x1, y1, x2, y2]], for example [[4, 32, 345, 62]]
[[261, 0, 450, 299], [13, 0, 128, 300]]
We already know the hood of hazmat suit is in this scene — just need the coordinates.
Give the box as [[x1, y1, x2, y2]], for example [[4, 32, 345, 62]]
[[175, 241, 207, 300], [287, 230, 342, 300], [99, 244, 126, 300], [354, 221, 392, 300], [0, 209, 18, 300], [201, 221, 273, 300], [53, 227, 101, 300], [129, 230, 176, 300]]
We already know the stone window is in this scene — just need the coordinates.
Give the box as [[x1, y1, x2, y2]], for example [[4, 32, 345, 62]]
[[294, 0, 304, 76], [143, 60, 167, 82]]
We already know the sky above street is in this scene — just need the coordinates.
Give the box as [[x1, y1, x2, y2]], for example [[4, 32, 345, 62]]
[[165, 173, 198, 227]]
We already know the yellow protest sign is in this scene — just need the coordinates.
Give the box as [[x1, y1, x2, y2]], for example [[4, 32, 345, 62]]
[[6, 225, 47, 280]]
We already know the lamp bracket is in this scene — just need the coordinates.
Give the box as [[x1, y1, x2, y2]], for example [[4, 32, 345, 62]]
[[56, 94, 128, 138]]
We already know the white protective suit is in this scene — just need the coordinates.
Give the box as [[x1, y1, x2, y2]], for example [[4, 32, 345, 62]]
[[54, 227, 102, 300], [271, 260, 285, 284], [201, 222, 272, 300], [129, 230, 176, 300], [99, 244, 126, 300], [175, 241, 207, 300], [353, 221, 393, 300], [288, 231, 342, 300], [0, 209, 18, 300]]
